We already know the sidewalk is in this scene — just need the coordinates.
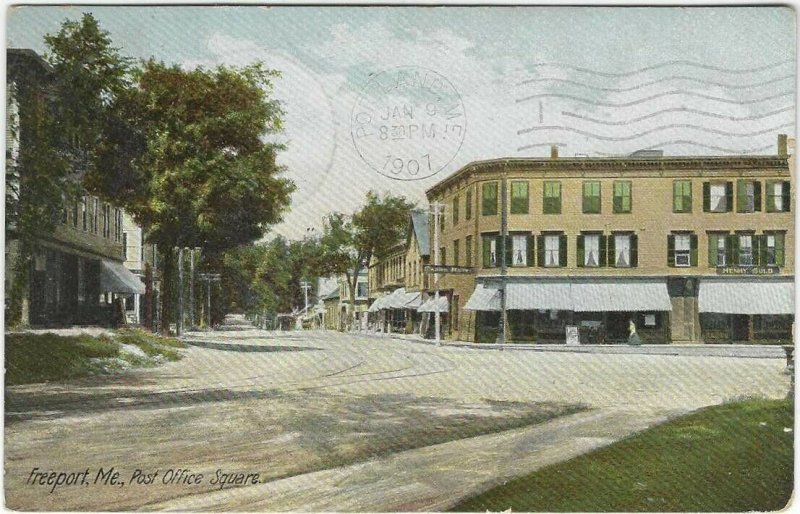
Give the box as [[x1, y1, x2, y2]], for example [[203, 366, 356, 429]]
[[145, 405, 681, 512]]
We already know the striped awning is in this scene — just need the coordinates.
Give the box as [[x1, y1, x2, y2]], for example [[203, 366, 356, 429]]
[[418, 296, 449, 313], [699, 279, 794, 315], [466, 280, 672, 312]]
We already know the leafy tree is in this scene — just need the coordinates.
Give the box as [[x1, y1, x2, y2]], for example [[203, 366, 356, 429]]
[[318, 191, 414, 325]]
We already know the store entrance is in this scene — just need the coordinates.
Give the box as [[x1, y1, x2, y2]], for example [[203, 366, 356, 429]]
[[606, 312, 632, 343], [732, 315, 750, 342]]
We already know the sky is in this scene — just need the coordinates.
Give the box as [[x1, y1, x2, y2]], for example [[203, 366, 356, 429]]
[[7, 6, 796, 239]]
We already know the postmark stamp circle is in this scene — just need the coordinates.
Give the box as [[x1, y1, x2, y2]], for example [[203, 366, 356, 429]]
[[350, 66, 466, 181]]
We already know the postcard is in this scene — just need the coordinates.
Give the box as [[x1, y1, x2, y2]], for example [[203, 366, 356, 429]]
[[4, 5, 795, 512]]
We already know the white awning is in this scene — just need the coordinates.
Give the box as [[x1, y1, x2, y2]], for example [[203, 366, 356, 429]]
[[100, 260, 145, 295], [418, 296, 449, 313], [699, 279, 794, 315], [404, 292, 424, 309], [465, 280, 671, 312], [465, 284, 501, 311], [367, 296, 387, 313]]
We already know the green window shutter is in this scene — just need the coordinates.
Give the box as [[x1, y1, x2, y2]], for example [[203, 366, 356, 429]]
[[724, 182, 734, 212], [730, 235, 740, 266], [465, 190, 472, 220], [673, 182, 680, 212], [452, 197, 459, 224], [690, 234, 698, 266], [537, 235, 545, 268], [724, 235, 734, 266], [702, 183, 711, 212], [765, 180, 776, 212], [755, 235, 765, 266], [599, 235, 608, 268], [559, 235, 567, 267], [482, 236, 492, 268], [667, 235, 675, 267], [576, 235, 585, 267], [527, 235, 535, 267], [630, 234, 638, 267], [708, 234, 718, 267], [607, 235, 616, 267], [776, 233, 785, 266], [685, 183, 692, 212], [754, 182, 762, 212], [628, 183, 633, 213], [510, 182, 529, 214], [783, 181, 791, 212], [736, 180, 747, 213], [582, 183, 589, 213], [505, 235, 513, 266]]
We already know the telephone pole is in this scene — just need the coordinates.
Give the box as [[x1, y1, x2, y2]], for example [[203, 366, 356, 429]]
[[430, 202, 444, 345], [300, 280, 312, 315]]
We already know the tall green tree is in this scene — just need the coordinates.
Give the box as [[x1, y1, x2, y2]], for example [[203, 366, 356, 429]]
[[318, 191, 414, 323]]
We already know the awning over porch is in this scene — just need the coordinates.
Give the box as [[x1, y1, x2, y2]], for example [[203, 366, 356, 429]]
[[418, 296, 449, 313], [465, 279, 671, 312], [100, 260, 145, 295], [367, 296, 387, 313], [699, 279, 794, 315]]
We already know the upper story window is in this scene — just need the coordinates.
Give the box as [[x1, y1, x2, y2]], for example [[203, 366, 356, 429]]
[[582, 181, 601, 214], [611, 233, 637, 268], [673, 180, 692, 213], [668, 233, 697, 267], [707, 232, 729, 267], [440, 247, 447, 266], [511, 233, 531, 267], [465, 189, 473, 220], [764, 232, 786, 266], [766, 180, 791, 212], [510, 181, 529, 214], [613, 181, 632, 213], [356, 281, 369, 299], [578, 233, 603, 267], [736, 180, 761, 213], [737, 233, 754, 266], [465, 235, 473, 266], [703, 182, 733, 213], [543, 181, 561, 214], [453, 239, 460, 266], [538, 233, 566, 268], [482, 234, 497, 268], [452, 196, 459, 225], [482, 182, 498, 216]]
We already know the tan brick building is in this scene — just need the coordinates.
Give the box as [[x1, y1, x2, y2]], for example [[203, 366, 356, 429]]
[[424, 138, 794, 344]]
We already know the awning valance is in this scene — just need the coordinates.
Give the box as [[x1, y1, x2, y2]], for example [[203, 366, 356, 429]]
[[699, 279, 794, 315], [418, 296, 449, 313], [466, 280, 672, 312], [100, 260, 145, 295]]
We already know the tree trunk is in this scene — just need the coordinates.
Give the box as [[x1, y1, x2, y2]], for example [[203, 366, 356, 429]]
[[159, 245, 175, 336]]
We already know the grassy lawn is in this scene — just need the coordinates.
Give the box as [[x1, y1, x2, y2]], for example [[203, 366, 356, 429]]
[[5, 329, 185, 385], [453, 398, 793, 512]]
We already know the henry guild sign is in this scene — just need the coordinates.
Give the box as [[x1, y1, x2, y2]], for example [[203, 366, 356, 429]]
[[716, 266, 781, 276], [424, 265, 475, 274]]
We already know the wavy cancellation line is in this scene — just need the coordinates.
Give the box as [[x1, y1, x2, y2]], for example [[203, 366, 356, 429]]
[[516, 74, 794, 92], [523, 59, 793, 78], [559, 106, 795, 125], [516, 90, 793, 107], [517, 140, 778, 155], [516, 122, 794, 140]]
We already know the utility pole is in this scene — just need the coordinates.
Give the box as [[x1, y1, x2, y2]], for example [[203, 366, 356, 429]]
[[198, 272, 221, 329], [189, 248, 196, 330], [431, 201, 444, 345], [177, 247, 184, 337], [300, 280, 311, 316], [498, 176, 508, 345]]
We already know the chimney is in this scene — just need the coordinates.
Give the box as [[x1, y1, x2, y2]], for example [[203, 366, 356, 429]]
[[550, 145, 559, 159], [778, 134, 788, 157]]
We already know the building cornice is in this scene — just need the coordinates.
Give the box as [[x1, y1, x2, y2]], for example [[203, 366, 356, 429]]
[[426, 155, 790, 199]]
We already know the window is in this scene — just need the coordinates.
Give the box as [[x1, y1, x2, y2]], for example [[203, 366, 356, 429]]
[[482, 234, 497, 268], [102, 204, 110, 238], [465, 189, 473, 220], [543, 235, 560, 267], [356, 281, 369, 299], [613, 181, 631, 213], [440, 247, 446, 266], [736, 180, 761, 213], [81, 197, 87, 231], [122, 232, 128, 260], [703, 182, 733, 212], [766, 181, 791, 212], [580, 234, 601, 267], [673, 181, 692, 213], [543, 181, 561, 214], [613, 234, 631, 267], [668, 233, 697, 267], [511, 234, 529, 266], [453, 239, 460, 266], [738, 234, 754, 266], [510, 181, 529, 214], [482, 182, 498, 216], [452, 196, 459, 225], [707, 233, 728, 267], [763, 232, 785, 267], [582, 181, 601, 214], [465, 235, 473, 266]]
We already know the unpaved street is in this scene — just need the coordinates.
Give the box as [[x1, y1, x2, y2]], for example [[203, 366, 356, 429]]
[[5, 322, 790, 511]]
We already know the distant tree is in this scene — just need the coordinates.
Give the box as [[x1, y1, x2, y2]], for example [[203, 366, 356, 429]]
[[318, 191, 414, 325]]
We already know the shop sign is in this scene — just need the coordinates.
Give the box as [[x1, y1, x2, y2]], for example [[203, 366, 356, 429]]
[[716, 266, 780, 276], [565, 325, 579, 346], [424, 265, 475, 274]]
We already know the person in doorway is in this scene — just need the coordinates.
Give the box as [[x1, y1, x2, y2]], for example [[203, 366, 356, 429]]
[[628, 318, 642, 346]]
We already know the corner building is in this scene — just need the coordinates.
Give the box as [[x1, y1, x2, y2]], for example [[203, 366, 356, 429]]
[[425, 140, 794, 344]]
